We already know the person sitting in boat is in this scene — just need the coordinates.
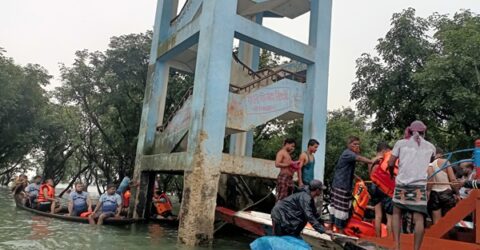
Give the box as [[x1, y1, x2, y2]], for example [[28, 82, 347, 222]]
[[152, 190, 174, 220], [89, 184, 122, 225], [121, 186, 131, 215], [68, 182, 92, 216], [270, 180, 332, 237], [459, 162, 476, 199], [427, 147, 460, 224], [24, 175, 41, 208], [37, 178, 59, 214], [12, 174, 29, 196]]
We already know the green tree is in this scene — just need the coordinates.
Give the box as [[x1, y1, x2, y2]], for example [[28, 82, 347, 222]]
[[351, 8, 480, 152], [0, 49, 51, 182]]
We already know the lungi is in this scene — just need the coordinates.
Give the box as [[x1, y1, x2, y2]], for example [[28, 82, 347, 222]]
[[392, 184, 428, 215], [329, 186, 352, 229], [276, 173, 294, 201]]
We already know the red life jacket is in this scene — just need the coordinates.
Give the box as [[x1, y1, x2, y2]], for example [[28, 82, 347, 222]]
[[371, 151, 398, 197], [154, 193, 172, 215], [123, 190, 131, 208], [37, 184, 55, 203], [351, 179, 370, 221]]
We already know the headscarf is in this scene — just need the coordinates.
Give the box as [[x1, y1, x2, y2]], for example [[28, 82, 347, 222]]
[[404, 120, 427, 146]]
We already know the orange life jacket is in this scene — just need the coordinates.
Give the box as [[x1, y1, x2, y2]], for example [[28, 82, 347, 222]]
[[154, 193, 172, 215], [37, 184, 55, 203], [344, 218, 386, 238], [351, 179, 370, 221], [371, 151, 398, 197], [123, 190, 131, 208]]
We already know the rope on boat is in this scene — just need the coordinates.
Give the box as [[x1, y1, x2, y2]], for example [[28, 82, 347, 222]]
[[214, 189, 274, 234], [363, 180, 464, 185]]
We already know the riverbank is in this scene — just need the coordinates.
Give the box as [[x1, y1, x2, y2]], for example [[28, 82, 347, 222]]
[[0, 187, 250, 250]]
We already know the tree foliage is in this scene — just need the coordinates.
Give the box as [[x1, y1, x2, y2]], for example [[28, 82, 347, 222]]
[[351, 8, 480, 151]]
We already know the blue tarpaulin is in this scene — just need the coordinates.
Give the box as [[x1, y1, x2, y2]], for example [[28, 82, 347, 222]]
[[250, 236, 312, 250]]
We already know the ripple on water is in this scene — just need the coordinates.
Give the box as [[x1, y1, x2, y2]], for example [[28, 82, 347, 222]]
[[0, 187, 250, 250]]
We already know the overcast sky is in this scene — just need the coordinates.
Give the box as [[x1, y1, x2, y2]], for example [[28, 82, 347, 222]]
[[1, 0, 479, 110]]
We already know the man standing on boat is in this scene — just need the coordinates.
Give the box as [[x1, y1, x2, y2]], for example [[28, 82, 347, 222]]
[[388, 121, 436, 250], [298, 139, 319, 187], [330, 136, 377, 234], [68, 182, 92, 216], [271, 180, 332, 237], [275, 138, 297, 201]]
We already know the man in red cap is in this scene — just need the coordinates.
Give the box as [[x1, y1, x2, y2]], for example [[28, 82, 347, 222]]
[[388, 121, 436, 250]]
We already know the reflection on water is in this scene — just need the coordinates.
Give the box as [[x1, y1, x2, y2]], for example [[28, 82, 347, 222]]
[[0, 187, 250, 250]]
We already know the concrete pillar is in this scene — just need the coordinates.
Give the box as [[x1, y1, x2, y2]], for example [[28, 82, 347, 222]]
[[230, 13, 262, 157], [130, 0, 176, 219], [302, 0, 332, 182], [177, 0, 236, 246]]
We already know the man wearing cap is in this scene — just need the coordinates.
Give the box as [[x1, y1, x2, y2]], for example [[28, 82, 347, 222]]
[[388, 120, 436, 250], [270, 180, 332, 237]]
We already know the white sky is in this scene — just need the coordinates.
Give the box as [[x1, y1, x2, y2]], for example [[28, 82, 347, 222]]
[[1, 0, 479, 110]]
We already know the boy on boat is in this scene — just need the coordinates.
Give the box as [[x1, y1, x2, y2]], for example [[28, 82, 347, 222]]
[[68, 182, 92, 216], [37, 178, 59, 214], [89, 184, 122, 225], [369, 142, 395, 237], [330, 136, 378, 234], [274, 138, 297, 201], [298, 139, 319, 187], [271, 180, 332, 237], [24, 175, 41, 208], [388, 121, 436, 250]]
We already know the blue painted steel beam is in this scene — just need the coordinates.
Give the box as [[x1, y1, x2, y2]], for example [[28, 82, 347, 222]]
[[156, 19, 200, 61], [302, 0, 332, 182], [234, 16, 315, 64]]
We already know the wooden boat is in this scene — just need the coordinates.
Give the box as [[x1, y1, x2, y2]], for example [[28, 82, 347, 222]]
[[215, 207, 373, 249], [216, 190, 480, 250], [15, 197, 137, 226], [149, 215, 179, 226]]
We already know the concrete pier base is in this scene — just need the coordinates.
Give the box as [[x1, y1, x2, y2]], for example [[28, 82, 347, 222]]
[[177, 165, 220, 245]]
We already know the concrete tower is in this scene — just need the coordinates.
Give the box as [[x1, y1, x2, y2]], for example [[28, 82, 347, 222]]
[[131, 0, 332, 246]]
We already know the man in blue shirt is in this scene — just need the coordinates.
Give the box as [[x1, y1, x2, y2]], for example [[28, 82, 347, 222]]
[[68, 182, 92, 216], [89, 184, 122, 225], [330, 136, 378, 233], [24, 175, 41, 208]]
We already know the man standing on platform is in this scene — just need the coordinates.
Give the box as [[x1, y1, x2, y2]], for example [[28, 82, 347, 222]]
[[388, 121, 436, 250], [298, 139, 319, 187], [275, 138, 297, 201]]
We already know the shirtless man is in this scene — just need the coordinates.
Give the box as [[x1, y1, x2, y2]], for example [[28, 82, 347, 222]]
[[275, 138, 297, 201]]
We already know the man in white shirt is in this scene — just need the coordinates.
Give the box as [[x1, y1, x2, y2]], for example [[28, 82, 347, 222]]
[[388, 121, 435, 250]]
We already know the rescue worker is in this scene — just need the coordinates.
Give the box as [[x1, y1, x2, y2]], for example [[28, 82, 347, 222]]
[[271, 180, 332, 237], [37, 178, 58, 214], [24, 175, 42, 208], [152, 190, 174, 219], [389, 121, 436, 250], [89, 184, 122, 225], [330, 136, 378, 233], [68, 182, 92, 216]]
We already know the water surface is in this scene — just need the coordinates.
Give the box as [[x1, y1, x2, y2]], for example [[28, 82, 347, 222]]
[[0, 187, 250, 250]]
